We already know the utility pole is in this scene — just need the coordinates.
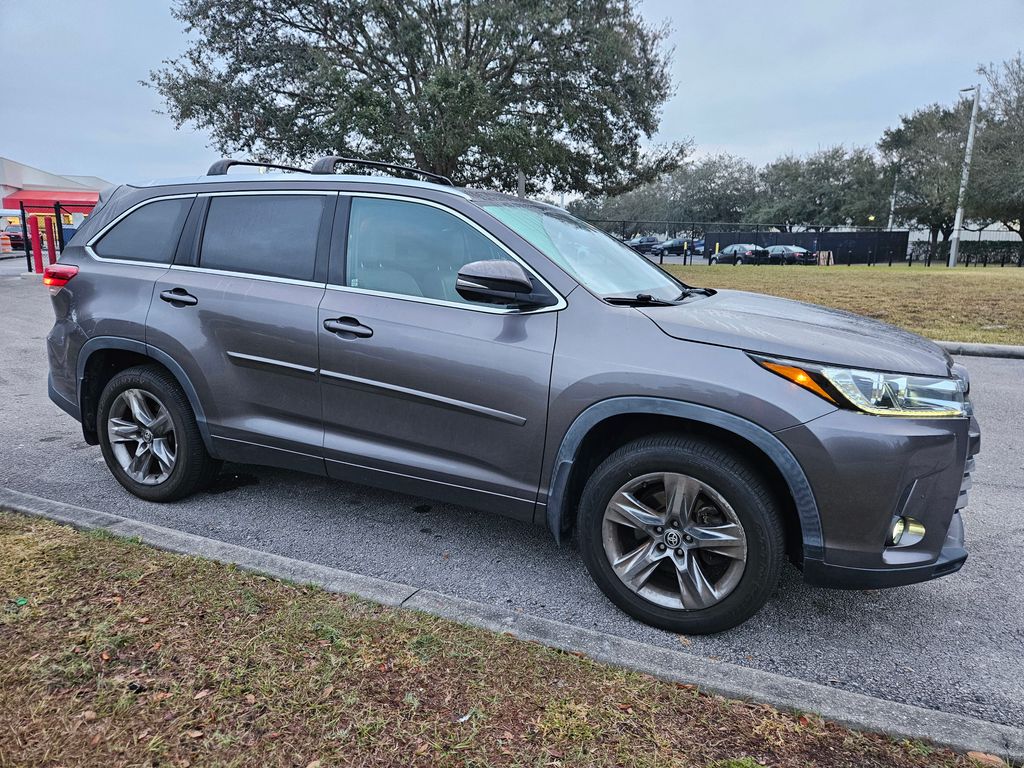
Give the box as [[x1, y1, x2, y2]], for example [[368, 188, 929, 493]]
[[516, 170, 526, 198], [948, 84, 981, 268]]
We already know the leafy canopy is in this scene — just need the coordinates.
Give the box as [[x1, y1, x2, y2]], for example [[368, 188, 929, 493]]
[[150, 0, 686, 193]]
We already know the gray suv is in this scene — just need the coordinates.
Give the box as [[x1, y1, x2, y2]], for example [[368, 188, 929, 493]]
[[44, 157, 980, 634]]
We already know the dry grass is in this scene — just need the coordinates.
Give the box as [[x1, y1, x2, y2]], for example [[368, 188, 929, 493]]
[[0, 511, 992, 768], [664, 264, 1024, 345]]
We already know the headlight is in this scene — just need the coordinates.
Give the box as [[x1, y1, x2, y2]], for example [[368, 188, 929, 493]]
[[753, 356, 966, 417]]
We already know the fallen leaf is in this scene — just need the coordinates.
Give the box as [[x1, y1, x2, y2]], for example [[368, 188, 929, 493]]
[[306, 762, 322, 768], [414, 742, 429, 755], [244, 694, 256, 705], [967, 752, 1006, 767], [677, 634, 692, 647], [321, 685, 334, 698], [82, 710, 97, 721], [136, 616, 151, 624], [100, 652, 110, 661], [153, 692, 173, 702], [193, 690, 212, 700], [186, 730, 204, 739]]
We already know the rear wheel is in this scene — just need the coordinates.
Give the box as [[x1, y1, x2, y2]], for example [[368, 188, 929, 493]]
[[97, 365, 221, 502], [577, 435, 784, 634], [734, 257, 743, 265], [709, 257, 718, 265]]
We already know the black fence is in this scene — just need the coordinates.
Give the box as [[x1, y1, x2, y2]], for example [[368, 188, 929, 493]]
[[584, 218, 1023, 267], [705, 230, 909, 265]]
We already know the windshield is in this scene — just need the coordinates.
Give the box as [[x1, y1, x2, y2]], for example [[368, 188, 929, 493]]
[[484, 204, 684, 301]]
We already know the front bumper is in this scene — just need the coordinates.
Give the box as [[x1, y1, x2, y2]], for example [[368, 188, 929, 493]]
[[802, 511, 967, 589], [777, 408, 980, 590]]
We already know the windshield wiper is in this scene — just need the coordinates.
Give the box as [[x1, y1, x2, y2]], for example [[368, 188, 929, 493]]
[[603, 293, 679, 307]]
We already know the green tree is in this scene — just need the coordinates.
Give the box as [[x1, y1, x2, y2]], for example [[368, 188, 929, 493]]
[[752, 147, 887, 231], [567, 153, 753, 232], [969, 52, 1024, 264], [879, 102, 970, 259], [150, 0, 686, 194]]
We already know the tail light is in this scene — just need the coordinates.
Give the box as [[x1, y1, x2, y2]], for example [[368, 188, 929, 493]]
[[42, 264, 79, 295], [745, 250, 754, 256]]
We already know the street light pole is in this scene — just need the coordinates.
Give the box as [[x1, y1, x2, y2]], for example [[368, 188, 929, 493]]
[[948, 84, 981, 268]]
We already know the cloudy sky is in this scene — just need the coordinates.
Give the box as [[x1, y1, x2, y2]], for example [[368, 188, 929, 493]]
[[2, 0, 1023, 184]]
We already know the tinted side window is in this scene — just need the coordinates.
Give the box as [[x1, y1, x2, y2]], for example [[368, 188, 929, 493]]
[[346, 197, 511, 305], [200, 194, 327, 281], [93, 198, 192, 263]]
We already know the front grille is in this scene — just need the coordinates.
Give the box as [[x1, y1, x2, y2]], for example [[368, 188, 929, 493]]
[[956, 457, 974, 510]]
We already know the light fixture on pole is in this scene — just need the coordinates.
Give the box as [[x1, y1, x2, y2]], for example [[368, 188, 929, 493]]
[[948, 84, 981, 268]]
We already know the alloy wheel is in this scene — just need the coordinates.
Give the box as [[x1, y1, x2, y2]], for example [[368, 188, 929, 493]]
[[107, 388, 177, 485], [601, 472, 747, 610]]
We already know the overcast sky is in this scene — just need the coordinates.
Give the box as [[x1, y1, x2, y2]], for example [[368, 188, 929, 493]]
[[2, 0, 1023, 184]]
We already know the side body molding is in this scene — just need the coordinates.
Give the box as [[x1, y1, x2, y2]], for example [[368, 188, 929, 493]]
[[76, 336, 214, 452], [544, 397, 824, 561]]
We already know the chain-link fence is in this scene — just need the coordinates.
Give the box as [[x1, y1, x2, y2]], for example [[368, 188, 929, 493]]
[[585, 219, 1024, 267]]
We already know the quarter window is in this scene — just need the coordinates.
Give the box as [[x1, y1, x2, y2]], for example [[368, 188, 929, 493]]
[[93, 198, 193, 263], [199, 195, 327, 281], [346, 197, 511, 304]]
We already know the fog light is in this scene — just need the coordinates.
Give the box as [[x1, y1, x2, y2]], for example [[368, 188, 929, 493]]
[[887, 517, 926, 548], [889, 517, 906, 546]]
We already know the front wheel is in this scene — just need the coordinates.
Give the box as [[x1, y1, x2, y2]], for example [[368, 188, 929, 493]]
[[97, 365, 221, 502], [576, 435, 784, 634]]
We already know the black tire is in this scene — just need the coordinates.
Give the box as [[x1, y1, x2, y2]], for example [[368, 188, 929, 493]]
[[97, 364, 221, 502], [576, 434, 784, 634], [709, 257, 718, 265], [734, 257, 743, 266]]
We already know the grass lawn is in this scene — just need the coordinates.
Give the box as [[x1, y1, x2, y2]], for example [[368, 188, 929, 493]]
[[664, 264, 1024, 346], [0, 512, 996, 768]]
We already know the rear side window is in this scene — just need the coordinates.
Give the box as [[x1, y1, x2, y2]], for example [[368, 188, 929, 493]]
[[199, 194, 326, 281], [93, 198, 193, 263]]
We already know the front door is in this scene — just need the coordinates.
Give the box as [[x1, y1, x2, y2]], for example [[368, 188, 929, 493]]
[[147, 190, 335, 472], [317, 195, 560, 520]]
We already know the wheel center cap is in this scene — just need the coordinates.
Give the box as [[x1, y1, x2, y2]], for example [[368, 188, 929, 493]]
[[141, 429, 154, 443], [663, 530, 681, 548]]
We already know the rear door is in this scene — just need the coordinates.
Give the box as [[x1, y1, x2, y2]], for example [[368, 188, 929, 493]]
[[147, 190, 336, 472], [316, 193, 561, 520]]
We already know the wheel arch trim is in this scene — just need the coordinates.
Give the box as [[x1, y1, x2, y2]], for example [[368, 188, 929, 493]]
[[76, 336, 214, 452], [544, 397, 824, 560]]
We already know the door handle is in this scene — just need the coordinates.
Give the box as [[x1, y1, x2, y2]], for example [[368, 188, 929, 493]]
[[159, 288, 198, 306], [323, 316, 373, 339]]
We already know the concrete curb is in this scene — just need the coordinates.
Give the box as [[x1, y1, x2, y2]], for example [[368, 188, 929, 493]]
[[2, 485, 1022, 765], [937, 340, 1024, 359]]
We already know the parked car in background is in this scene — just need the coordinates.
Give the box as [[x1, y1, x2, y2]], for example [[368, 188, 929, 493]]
[[650, 238, 688, 258], [3, 224, 26, 251], [709, 243, 769, 265], [625, 235, 660, 254], [767, 245, 817, 265], [691, 238, 705, 256]]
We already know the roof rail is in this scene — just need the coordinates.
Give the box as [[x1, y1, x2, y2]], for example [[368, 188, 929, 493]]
[[207, 159, 310, 176], [310, 156, 453, 186]]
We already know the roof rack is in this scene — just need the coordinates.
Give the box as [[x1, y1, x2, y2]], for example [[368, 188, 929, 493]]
[[207, 159, 311, 176], [310, 156, 453, 186]]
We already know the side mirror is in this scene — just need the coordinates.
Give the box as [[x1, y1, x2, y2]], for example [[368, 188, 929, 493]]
[[456, 260, 549, 306]]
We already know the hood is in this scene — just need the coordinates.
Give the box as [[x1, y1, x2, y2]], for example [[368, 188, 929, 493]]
[[641, 290, 952, 377]]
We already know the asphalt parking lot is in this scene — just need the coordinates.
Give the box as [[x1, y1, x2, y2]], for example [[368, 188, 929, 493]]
[[2, 259, 1022, 728]]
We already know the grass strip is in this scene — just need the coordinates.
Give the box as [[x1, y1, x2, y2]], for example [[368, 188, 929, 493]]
[[0, 511, 992, 767]]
